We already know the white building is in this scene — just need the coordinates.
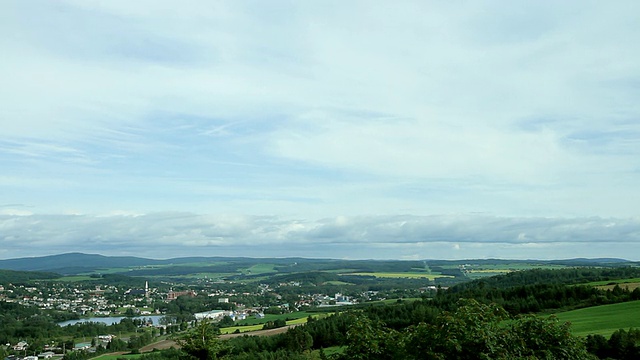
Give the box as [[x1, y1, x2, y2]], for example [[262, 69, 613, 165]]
[[194, 310, 230, 321]]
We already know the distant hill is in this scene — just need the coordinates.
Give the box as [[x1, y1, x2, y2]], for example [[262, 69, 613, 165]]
[[549, 258, 632, 265], [0, 253, 164, 273], [0, 253, 311, 274], [0, 252, 634, 276]]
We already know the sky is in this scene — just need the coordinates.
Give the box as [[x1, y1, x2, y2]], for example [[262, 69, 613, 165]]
[[1, 1, 640, 260]]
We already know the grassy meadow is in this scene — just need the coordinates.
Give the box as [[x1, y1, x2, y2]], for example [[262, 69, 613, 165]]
[[219, 313, 322, 334], [554, 300, 640, 337], [348, 272, 452, 280]]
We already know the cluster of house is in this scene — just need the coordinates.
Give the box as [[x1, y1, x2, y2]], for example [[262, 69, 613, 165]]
[[0, 284, 123, 316], [1, 279, 372, 333], [4, 341, 57, 360]]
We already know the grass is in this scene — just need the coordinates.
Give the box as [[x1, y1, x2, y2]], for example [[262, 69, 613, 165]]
[[324, 269, 360, 273], [219, 318, 309, 334], [323, 281, 354, 285], [91, 353, 143, 360], [220, 312, 328, 334], [177, 272, 236, 279], [374, 297, 422, 305], [55, 275, 98, 282], [241, 264, 277, 275], [348, 272, 452, 280], [220, 323, 264, 334], [596, 283, 640, 291], [553, 300, 640, 337], [585, 278, 640, 286], [235, 311, 315, 326]]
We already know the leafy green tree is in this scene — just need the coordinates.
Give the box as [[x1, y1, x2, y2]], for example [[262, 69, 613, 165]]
[[343, 299, 594, 360], [405, 299, 510, 359], [340, 315, 404, 360], [284, 327, 313, 352], [218, 316, 235, 328], [505, 314, 593, 359], [177, 320, 229, 360], [605, 328, 640, 360]]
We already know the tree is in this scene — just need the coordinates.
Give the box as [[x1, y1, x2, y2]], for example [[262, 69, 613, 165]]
[[177, 320, 229, 360], [506, 314, 594, 359], [342, 299, 594, 360], [405, 298, 510, 359], [284, 327, 313, 352], [340, 315, 404, 360], [218, 316, 235, 328]]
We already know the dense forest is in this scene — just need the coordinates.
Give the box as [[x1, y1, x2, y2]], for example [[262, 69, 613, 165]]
[[0, 269, 59, 285]]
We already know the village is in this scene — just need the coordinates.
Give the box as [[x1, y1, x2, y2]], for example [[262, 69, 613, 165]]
[[0, 280, 364, 317], [0, 278, 385, 360]]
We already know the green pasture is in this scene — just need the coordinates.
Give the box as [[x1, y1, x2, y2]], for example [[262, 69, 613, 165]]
[[55, 275, 98, 282], [87, 267, 135, 274], [585, 278, 640, 286], [375, 297, 422, 305], [220, 312, 327, 334], [220, 323, 264, 334], [324, 269, 359, 273], [349, 272, 452, 280], [235, 311, 315, 326], [593, 282, 640, 292], [470, 263, 566, 271], [323, 280, 354, 285], [241, 264, 277, 275], [554, 300, 640, 337], [176, 272, 236, 279]]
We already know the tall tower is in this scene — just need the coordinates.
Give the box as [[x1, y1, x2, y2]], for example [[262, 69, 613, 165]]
[[145, 281, 149, 300]]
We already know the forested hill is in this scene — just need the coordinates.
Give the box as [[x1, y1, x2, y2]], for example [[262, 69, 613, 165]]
[[0, 252, 162, 272], [0, 252, 634, 276], [0, 269, 59, 285], [430, 266, 640, 315], [450, 266, 640, 290]]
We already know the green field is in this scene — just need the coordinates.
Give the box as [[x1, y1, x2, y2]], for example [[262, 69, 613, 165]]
[[219, 312, 326, 334], [241, 264, 277, 275], [554, 300, 640, 337], [375, 297, 422, 304], [220, 323, 265, 334], [585, 277, 640, 286], [348, 272, 452, 280], [235, 311, 315, 326], [323, 280, 354, 285], [177, 272, 236, 279], [55, 275, 98, 282]]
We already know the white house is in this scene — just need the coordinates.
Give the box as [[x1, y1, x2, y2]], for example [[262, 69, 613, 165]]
[[38, 351, 55, 359], [13, 341, 28, 351]]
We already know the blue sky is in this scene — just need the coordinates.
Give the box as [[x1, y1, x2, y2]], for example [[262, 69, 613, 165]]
[[1, 1, 640, 260]]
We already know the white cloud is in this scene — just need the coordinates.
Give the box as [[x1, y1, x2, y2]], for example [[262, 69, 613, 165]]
[[1, 212, 640, 260], [1, 1, 640, 259]]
